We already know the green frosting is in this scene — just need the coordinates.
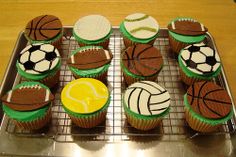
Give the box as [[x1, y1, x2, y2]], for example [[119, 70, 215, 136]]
[[184, 94, 233, 126], [119, 22, 159, 43], [178, 51, 221, 79]]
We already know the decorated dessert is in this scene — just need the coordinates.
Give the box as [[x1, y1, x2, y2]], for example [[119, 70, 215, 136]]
[[16, 43, 61, 88], [123, 81, 170, 130], [24, 15, 63, 50], [61, 78, 110, 128], [184, 81, 233, 132], [1, 82, 54, 130], [121, 44, 163, 85], [167, 17, 208, 54], [178, 42, 221, 85], [67, 46, 112, 83], [73, 15, 112, 49], [120, 13, 159, 47]]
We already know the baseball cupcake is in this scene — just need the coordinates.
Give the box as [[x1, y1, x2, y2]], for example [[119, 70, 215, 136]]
[[24, 15, 63, 50], [61, 78, 110, 128], [178, 43, 221, 85], [184, 81, 233, 132], [121, 44, 163, 85], [123, 81, 170, 131], [16, 43, 61, 88], [167, 17, 208, 54], [1, 82, 54, 130], [67, 46, 113, 83], [120, 13, 159, 47], [73, 15, 112, 49]]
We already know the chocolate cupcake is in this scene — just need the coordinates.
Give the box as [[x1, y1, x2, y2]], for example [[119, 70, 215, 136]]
[[121, 44, 163, 85]]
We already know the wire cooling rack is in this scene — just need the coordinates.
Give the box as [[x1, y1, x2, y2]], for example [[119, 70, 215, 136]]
[[4, 27, 236, 142]]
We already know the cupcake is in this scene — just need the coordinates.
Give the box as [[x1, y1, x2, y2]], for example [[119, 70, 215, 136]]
[[121, 44, 163, 85], [120, 13, 159, 47], [67, 46, 113, 83], [24, 15, 63, 50], [16, 43, 61, 88], [61, 78, 110, 128], [1, 82, 54, 130], [167, 17, 208, 54], [184, 81, 233, 132], [73, 15, 112, 49], [178, 42, 221, 85], [123, 81, 170, 131]]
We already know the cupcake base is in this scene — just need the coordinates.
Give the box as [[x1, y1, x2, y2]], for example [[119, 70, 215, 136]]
[[39, 70, 60, 88], [179, 68, 204, 86], [52, 35, 63, 51], [168, 35, 190, 54], [123, 71, 158, 85], [123, 36, 156, 48], [78, 38, 110, 50]]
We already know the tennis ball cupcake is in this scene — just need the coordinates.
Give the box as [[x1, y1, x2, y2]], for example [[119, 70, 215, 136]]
[[123, 81, 170, 131], [167, 17, 208, 54], [73, 15, 112, 49], [1, 82, 54, 130], [120, 13, 159, 47], [16, 43, 61, 88], [24, 15, 63, 50], [121, 44, 163, 85], [178, 42, 221, 85], [67, 46, 113, 83], [61, 78, 110, 128], [184, 81, 233, 132]]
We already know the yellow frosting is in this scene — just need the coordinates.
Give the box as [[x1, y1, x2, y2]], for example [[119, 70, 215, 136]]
[[61, 78, 109, 114]]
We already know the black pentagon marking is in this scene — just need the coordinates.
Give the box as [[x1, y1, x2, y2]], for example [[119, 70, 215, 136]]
[[23, 60, 35, 70], [28, 45, 41, 52], [186, 60, 197, 68], [206, 56, 217, 66], [188, 45, 200, 52], [45, 52, 57, 61]]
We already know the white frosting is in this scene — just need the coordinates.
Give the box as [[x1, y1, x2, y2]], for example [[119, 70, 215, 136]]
[[124, 13, 159, 39], [74, 15, 111, 41], [124, 81, 170, 116]]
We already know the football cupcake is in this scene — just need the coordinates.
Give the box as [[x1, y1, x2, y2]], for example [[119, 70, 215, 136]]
[[121, 44, 163, 85], [184, 81, 233, 132], [67, 46, 112, 83], [123, 81, 170, 131], [16, 43, 61, 88], [1, 82, 54, 130], [120, 13, 159, 47], [61, 78, 110, 128], [167, 17, 208, 54], [73, 15, 112, 49], [24, 15, 63, 50], [178, 43, 221, 85]]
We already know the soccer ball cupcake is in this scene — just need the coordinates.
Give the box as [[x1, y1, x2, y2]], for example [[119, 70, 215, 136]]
[[121, 44, 163, 85], [24, 15, 63, 50], [178, 43, 221, 85], [123, 81, 170, 131], [1, 82, 54, 130], [120, 13, 159, 47], [184, 81, 233, 132], [61, 78, 110, 128], [167, 17, 208, 54], [16, 43, 61, 88], [73, 15, 112, 49]]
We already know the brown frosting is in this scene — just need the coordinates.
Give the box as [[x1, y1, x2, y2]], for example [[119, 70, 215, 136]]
[[168, 20, 208, 36], [25, 15, 62, 41], [67, 48, 113, 69], [122, 44, 163, 77], [1, 87, 54, 111], [187, 81, 232, 119]]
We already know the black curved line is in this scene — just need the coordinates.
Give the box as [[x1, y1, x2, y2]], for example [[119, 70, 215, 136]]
[[203, 97, 223, 118], [28, 20, 34, 37], [34, 15, 47, 40], [151, 107, 168, 111], [26, 28, 61, 30], [139, 81, 163, 92], [132, 60, 143, 75], [127, 87, 167, 96], [204, 88, 224, 99], [131, 45, 136, 60], [39, 29, 49, 40], [137, 89, 142, 114], [128, 88, 136, 109], [136, 59, 159, 71], [124, 50, 130, 68], [149, 98, 170, 105], [136, 45, 153, 59], [147, 94, 152, 115], [198, 50, 208, 57], [197, 81, 208, 114], [39, 18, 59, 29]]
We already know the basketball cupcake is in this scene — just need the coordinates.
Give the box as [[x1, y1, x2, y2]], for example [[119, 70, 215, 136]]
[[120, 13, 159, 47], [1, 82, 54, 130], [184, 81, 233, 132], [67, 46, 113, 83], [123, 81, 170, 131], [73, 15, 112, 49], [167, 17, 208, 54], [16, 43, 61, 88], [61, 78, 110, 128], [178, 43, 221, 85], [121, 44, 163, 85], [24, 15, 63, 50]]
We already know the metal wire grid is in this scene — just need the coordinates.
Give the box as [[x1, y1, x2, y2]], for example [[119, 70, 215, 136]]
[[4, 28, 235, 142]]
